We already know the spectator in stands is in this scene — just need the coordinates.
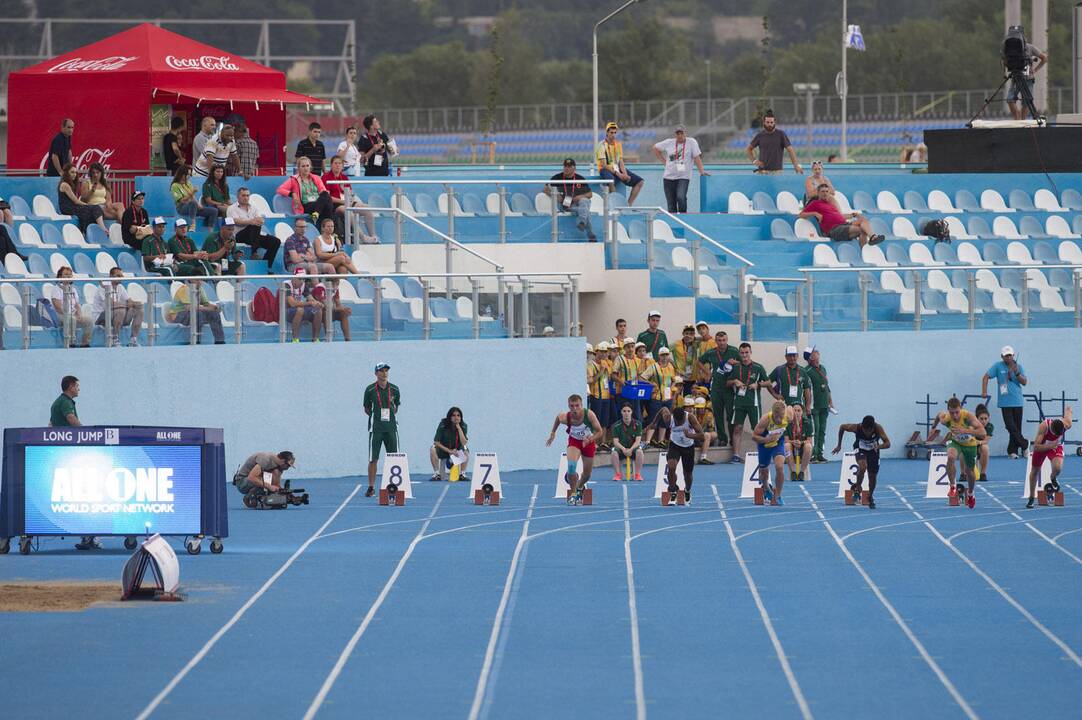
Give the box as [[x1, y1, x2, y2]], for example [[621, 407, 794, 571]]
[[358, 115, 393, 177], [314, 216, 360, 274], [171, 165, 218, 228], [770, 345, 812, 410], [57, 163, 106, 233], [192, 116, 217, 167], [284, 217, 334, 276], [92, 267, 143, 346], [547, 158, 596, 241], [169, 218, 213, 276], [201, 165, 232, 219], [47, 118, 75, 177], [312, 279, 352, 341], [725, 342, 768, 460], [141, 217, 175, 277], [120, 191, 151, 251], [163, 116, 185, 173], [227, 187, 281, 265], [51, 266, 93, 347], [337, 125, 363, 175], [746, 110, 802, 175], [323, 155, 378, 243], [167, 278, 225, 344], [653, 124, 709, 213], [799, 183, 883, 246], [803, 161, 834, 204], [0, 218, 26, 264], [285, 267, 324, 342], [1007, 39, 1047, 121], [429, 406, 469, 481], [202, 218, 246, 276], [276, 157, 334, 225], [295, 122, 327, 175], [826, 154, 839, 163], [194, 124, 238, 179], [234, 124, 259, 180], [636, 310, 669, 360], [79, 162, 125, 221], [980, 345, 1029, 458], [596, 122, 644, 206], [693, 396, 717, 464]]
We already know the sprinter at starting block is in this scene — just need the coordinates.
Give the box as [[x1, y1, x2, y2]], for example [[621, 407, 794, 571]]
[[651, 399, 705, 505], [753, 401, 793, 506], [547, 394, 604, 505], [928, 398, 986, 509], [833, 415, 890, 509], [1027, 406, 1072, 509]]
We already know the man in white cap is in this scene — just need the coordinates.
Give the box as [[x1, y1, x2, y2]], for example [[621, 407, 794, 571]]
[[636, 310, 669, 360], [981, 345, 1029, 458], [141, 217, 175, 277], [363, 362, 401, 497], [543, 326, 556, 337], [769, 346, 811, 412], [202, 217, 246, 276], [653, 124, 709, 213], [168, 218, 213, 276]]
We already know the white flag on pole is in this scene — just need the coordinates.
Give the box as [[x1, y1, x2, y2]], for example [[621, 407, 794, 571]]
[[845, 25, 866, 51]]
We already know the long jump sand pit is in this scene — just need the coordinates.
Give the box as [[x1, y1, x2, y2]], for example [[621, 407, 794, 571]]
[[0, 582, 120, 612]]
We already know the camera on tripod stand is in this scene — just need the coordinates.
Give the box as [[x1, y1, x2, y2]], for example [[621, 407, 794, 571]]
[[1001, 25, 1043, 123]]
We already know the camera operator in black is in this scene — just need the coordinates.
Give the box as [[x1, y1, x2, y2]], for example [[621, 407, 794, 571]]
[[233, 451, 295, 494], [1003, 26, 1047, 121]]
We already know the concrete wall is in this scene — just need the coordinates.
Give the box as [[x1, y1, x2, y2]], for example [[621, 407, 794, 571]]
[[0, 338, 584, 478], [813, 328, 1080, 459]]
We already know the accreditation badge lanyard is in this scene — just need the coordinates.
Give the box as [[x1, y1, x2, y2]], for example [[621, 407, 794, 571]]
[[178, 236, 194, 255], [786, 366, 800, 399], [738, 362, 751, 397], [673, 140, 687, 172], [376, 383, 393, 422]]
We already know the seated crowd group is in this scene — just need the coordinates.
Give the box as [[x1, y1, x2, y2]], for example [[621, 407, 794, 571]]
[[586, 312, 834, 481]]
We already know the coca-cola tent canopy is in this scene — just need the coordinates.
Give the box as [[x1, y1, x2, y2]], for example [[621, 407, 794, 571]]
[[7, 23, 327, 173]]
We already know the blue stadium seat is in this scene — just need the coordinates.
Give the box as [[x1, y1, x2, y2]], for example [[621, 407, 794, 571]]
[[1008, 189, 1036, 211], [955, 190, 980, 211], [852, 191, 876, 213], [770, 219, 796, 240], [1018, 216, 1050, 239], [1033, 241, 1059, 264], [934, 243, 959, 264], [753, 192, 779, 213], [1061, 189, 1082, 211], [117, 252, 141, 275], [73, 253, 96, 277], [967, 216, 992, 238], [983, 243, 1008, 264], [903, 191, 929, 211]]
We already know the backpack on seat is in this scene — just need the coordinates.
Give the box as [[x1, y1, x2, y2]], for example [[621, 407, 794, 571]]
[[921, 218, 951, 242], [251, 287, 279, 323]]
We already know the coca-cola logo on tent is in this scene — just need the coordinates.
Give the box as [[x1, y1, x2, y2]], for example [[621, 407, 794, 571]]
[[165, 55, 240, 71], [47, 56, 138, 73], [38, 148, 116, 173]]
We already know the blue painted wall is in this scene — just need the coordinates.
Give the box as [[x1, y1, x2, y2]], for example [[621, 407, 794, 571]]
[[812, 328, 1081, 461], [0, 338, 584, 478]]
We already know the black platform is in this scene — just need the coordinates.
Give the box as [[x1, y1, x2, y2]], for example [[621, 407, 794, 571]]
[[925, 127, 1082, 173]]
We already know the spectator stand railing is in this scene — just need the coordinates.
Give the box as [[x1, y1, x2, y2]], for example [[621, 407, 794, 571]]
[[329, 177, 616, 249], [796, 264, 1082, 333], [0, 271, 582, 350]]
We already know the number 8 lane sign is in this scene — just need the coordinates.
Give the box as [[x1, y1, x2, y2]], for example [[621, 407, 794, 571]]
[[925, 450, 949, 498], [380, 453, 414, 498]]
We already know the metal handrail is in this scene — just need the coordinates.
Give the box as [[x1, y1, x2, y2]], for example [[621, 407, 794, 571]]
[[617, 205, 755, 267], [328, 179, 616, 186], [357, 206, 504, 272], [798, 263, 1082, 273]]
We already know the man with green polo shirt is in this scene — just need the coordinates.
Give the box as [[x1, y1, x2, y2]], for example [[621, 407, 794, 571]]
[[168, 218, 213, 276], [610, 402, 644, 481], [363, 362, 401, 497], [50, 375, 81, 427], [770, 345, 811, 412], [698, 330, 740, 447], [636, 309, 669, 360], [803, 346, 833, 463], [141, 217, 175, 277], [726, 342, 768, 462], [202, 218, 246, 276]]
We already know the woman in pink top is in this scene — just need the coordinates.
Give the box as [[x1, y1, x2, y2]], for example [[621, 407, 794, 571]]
[[276, 156, 335, 225], [321, 155, 379, 244]]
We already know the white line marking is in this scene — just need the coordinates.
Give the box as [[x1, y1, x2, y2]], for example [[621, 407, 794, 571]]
[[797, 484, 978, 720], [711, 486, 813, 720], [1053, 527, 1082, 542], [889, 485, 1082, 669], [467, 485, 539, 720], [134, 483, 364, 720], [623, 485, 647, 720], [303, 484, 451, 720], [976, 485, 1082, 564]]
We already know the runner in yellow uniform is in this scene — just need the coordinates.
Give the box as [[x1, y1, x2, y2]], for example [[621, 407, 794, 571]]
[[927, 397, 986, 508], [752, 401, 794, 505]]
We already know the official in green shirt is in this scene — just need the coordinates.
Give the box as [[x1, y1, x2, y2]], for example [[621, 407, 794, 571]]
[[364, 362, 402, 497], [141, 218, 175, 277], [50, 375, 81, 427], [430, 407, 469, 481], [803, 346, 833, 462], [609, 403, 644, 480], [168, 218, 213, 276], [202, 219, 246, 276], [725, 342, 768, 461], [770, 346, 812, 410], [636, 310, 669, 360], [698, 331, 740, 445]]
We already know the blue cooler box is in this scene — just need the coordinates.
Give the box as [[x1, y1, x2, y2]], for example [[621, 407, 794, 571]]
[[621, 381, 652, 401]]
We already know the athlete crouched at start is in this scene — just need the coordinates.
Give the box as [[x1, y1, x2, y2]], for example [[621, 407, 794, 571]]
[[649, 397, 705, 504], [753, 401, 793, 505], [233, 450, 307, 508], [547, 394, 604, 504]]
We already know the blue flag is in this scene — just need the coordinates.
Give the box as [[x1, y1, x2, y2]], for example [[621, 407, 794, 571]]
[[846, 24, 866, 51]]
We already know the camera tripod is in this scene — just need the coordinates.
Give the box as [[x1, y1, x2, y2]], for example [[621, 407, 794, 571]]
[[966, 71, 1044, 127]]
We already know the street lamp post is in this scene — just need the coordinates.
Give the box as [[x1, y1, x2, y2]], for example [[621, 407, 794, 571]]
[[706, 58, 712, 122], [593, 0, 646, 152], [793, 83, 820, 151], [841, 0, 848, 161]]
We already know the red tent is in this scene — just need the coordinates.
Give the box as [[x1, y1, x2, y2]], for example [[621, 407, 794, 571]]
[[7, 23, 327, 174]]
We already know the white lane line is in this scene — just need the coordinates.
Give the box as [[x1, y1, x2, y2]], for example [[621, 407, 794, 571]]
[[467, 485, 539, 720], [976, 485, 1082, 565], [134, 483, 364, 720], [843, 511, 1008, 543], [889, 486, 1082, 670], [797, 484, 978, 720], [1053, 527, 1082, 543], [623, 485, 647, 720], [711, 486, 813, 720], [303, 484, 451, 720]]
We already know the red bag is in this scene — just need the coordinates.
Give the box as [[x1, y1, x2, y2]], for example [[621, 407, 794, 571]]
[[251, 286, 279, 323]]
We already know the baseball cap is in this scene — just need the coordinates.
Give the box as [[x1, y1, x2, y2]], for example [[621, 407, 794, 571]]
[[682, 323, 695, 332], [293, 267, 307, 275], [648, 309, 661, 318], [131, 190, 145, 201], [223, 217, 236, 227], [596, 341, 610, 351], [658, 347, 671, 355], [694, 397, 707, 408], [543, 325, 555, 334], [374, 362, 390, 372], [1001, 345, 1015, 356], [634, 341, 647, 350], [563, 157, 576, 166], [586, 343, 594, 353], [622, 338, 635, 346], [785, 345, 798, 355], [152, 216, 166, 226], [803, 345, 815, 361], [683, 396, 696, 407], [606, 121, 619, 131], [695, 320, 709, 329], [675, 124, 687, 133], [174, 218, 188, 228]]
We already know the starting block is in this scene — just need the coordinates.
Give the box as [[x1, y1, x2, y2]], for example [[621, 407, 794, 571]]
[[378, 453, 413, 506], [1039, 481, 1065, 506], [566, 487, 593, 505], [661, 488, 686, 506], [474, 483, 501, 505], [379, 484, 406, 506], [469, 452, 503, 505], [845, 488, 870, 506], [753, 485, 775, 506], [652, 458, 685, 499], [948, 483, 967, 507]]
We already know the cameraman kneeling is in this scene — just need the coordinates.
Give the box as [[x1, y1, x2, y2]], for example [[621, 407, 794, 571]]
[[234, 450, 295, 495]]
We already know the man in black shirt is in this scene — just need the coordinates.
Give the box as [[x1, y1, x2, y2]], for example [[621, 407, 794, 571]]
[[357, 114, 393, 177], [47, 118, 74, 176], [547, 158, 595, 241], [162, 116, 185, 173], [294, 122, 327, 175], [746, 110, 802, 175]]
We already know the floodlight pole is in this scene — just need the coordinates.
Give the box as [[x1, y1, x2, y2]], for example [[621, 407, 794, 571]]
[[593, 0, 643, 151], [841, 0, 848, 162]]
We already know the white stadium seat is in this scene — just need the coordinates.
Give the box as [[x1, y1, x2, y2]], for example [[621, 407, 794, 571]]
[[909, 244, 943, 266], [813, 244, 846, 268], [1057, 240, 1082, 263], [1006, 241, 1036, 264], [975, 269, 1001, 291], [876, 190, 909, 214], [775, 191, 801, 214], [1034, 188, 1067, 212], [861, 245, 895, 267], [956, 242, 991, 266], [1046, 216, 1080, 239], [880, 270, 906, 293], [793, 218, 824, 241], [944, 216, 975, 240], [892, 217, 924, 240], [980, 189, 1014, 212], [727, 191, 762, 215], [927, 190, 961, 213], [992, 216, 1025, 240], [992, 288, 1021, 312]]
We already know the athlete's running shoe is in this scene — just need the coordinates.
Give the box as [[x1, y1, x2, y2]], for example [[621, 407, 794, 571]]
[[1026, 496, 1035, 509], [699, 457, 714, 465], [763, 485, 774, 503], [731, 454, 744, 464], [966, 493, 976, 509], [684, 490, 692, 506], [667, 485, 679, 506], [774, 495, 784, 506], [633, 473, 643, 481], [365, 486, 375, 497], [868, 498, 876, 509], [613, 472, 623, 481], [947, 485, 957, 498], [429, 473, 441, 481]]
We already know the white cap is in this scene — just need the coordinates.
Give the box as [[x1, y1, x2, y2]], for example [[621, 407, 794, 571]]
[[682, 396, 696, 407], [152, 216, 166, 225], [658, 346, 671, 355], [174, 218, 188, 227], [694, 397, 707, 408], [648, 309, 662, 318], [785, 345, 798, 355], [695, 320, 708, 328], [804, 345, 815, 356], [596, 341, 610, 351], [1001, 345, 1015, 356], [543, 325, 555, 334], [222, 217, 236, 227], [586, 343, 594, 352]]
